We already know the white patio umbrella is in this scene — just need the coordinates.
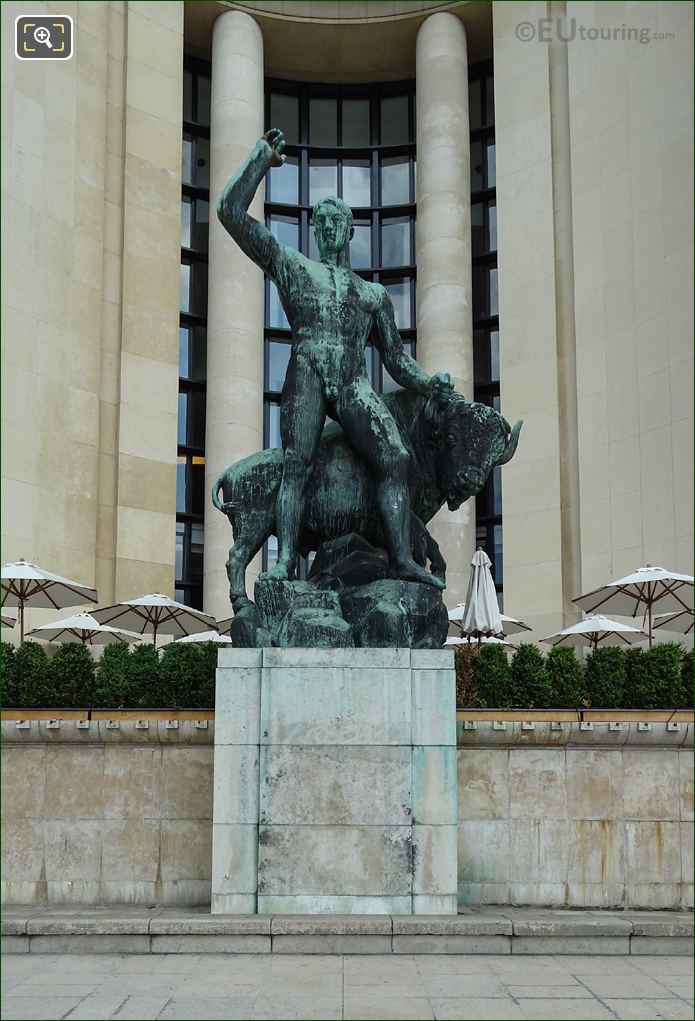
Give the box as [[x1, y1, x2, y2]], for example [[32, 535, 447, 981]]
[[448, 602, 530, 638], [91, 594, 217, 646], [176, 630, 233, 644], [574, 566, 694, 646], [1, 612, 16, 628], [26, 611, 141, 646], [217, 616, 233, 636], [1, 559, 98, 642], [541, 614, 646, 651], [652, 610, 694, 636], [459, 549, 503, 640], [445, 635, 517, 649]]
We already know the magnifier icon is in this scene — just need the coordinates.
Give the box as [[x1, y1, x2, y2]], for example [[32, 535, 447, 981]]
[[33, 26, 52, 48]]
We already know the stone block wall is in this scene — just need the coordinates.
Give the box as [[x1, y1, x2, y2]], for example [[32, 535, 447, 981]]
[[458, 722, 693, 910], [1, 717, 692, 909]]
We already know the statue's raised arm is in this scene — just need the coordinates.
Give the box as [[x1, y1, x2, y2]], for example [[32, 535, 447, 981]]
[[216, 128, 289, 281]]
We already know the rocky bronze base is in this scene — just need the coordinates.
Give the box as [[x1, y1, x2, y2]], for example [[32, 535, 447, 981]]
[[233, 534, 449, 649]]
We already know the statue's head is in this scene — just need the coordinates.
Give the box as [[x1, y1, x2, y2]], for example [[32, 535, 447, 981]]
[[312, 196, 354, 258]]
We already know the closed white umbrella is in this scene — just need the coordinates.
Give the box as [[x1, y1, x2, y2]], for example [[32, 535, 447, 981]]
[[541, 614, 646, 651], [574, 566, 694, 646], [91, 594, 217, 646], [460, 549, 503, 639], [26, 611, 141, 646], [448, 602, 530, 638], [652, 610, 694, 636], [176, 630, 233, 644], [1, 560, 98, 642]]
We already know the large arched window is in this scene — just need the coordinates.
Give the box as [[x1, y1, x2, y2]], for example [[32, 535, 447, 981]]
[[262, 80, 417, 571]]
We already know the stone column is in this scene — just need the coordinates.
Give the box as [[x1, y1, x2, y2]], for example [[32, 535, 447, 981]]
[[415, 12, 475, 609], [203, 11, 265, 620]]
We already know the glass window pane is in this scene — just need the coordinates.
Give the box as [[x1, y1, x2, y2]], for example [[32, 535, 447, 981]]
[[190, 326, 207, 381], [488, 200, 497, 252], [183, 71, 193, 122], [489, 266, 498, 317], [490, 330, 500, 381], [472, 264, 485, 315], [191, 456, 205, 516], [380, 95, 409, 145], [486, 141, 496, 189], [381, 216, 410, 268], [309, 230, 319, 261], [181, 196, 192, 248], [193, 136, 210, 189], [190, 520, 204, 581], [179, 327, 189, 378], [270, 93, 299, 144], [384, 278, 411, 329], [268, 156, 298, 204], [470, 140, 483, 193], [342, 99, 370, 146], [190, 391, 206, 449], [267, 403, 281, 449], [380, 157, 410, 205], [269, 214, 299, 250], [268, 281, 289, 329], [364, 345, 374, 385], [176, 461, 186, 515], [266, 535, 278, 570], [493, 523, 503, 585], [471, 202, 484, 257], [182, 135, 193, 185], [342, 160, 370, 207], [179, 263, 191, 313], [468, 78, 482, 130], [196, 75, 211, 126], [485, 76, 495, 126], [177, 392, 187, 445], [193, 198, 209, 251], [268, 341, 292, 393], [473, 329, 489, 385], [492, 466, 502, 516], [175, 520, 185, 579], [350, 223, 371, 269], [310, 98, 337, 146], [309, 160, 337, 204]]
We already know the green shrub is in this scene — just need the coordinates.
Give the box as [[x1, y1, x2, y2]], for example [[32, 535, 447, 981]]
[[48, 643, 95, 707], [123, 643, 160, 708], [14, 642, 53, 707], [454, 644, 477, 708], [473, 644, 511, 708], [585, 646, 627, 707], [681, 649, 694, 710], [509, 643, 552, 709], [546, 645, 585, 708], [93, 643, 130, 708], [159, 642, 215, 708], [628, 642, 685, 709], [1, 643, 18, 707]]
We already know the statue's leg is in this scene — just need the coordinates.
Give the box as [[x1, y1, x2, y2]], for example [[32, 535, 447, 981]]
[[262, 358, 326, 581], [336, 381, 445, 590]]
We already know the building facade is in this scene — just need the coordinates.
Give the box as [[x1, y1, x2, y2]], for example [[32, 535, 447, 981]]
[[2, 0, 693, 641]]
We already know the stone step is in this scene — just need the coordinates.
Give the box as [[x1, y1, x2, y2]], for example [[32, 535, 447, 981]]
[[2, 908, 692, 956]]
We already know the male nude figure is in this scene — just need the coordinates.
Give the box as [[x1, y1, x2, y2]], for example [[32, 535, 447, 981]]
[[217, 128, 453, 589]]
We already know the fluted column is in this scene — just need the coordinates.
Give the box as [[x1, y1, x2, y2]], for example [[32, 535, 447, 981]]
[[203, 11, 265, 620], [416, 12, 475, 609]]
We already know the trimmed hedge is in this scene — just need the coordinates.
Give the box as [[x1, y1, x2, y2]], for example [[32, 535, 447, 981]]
[[1, 639, 692, 711]]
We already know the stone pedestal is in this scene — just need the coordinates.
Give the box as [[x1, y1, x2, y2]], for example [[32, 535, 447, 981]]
[[211, 648, 457, 915]]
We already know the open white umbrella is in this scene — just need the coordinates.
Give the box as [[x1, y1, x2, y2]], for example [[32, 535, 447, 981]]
[[1, 560, 98, 642], [541, 614, 646, 651], [459, 549, 503, 639], [91, 594, 217, 646], [574, 566, 694, 646], [652, 610, 694, 636], [217, 616, 233, 636], [176, 630, 233, 644], [26, 611, 141, 646], [1, 612, 16, 628], [448, 602, 530, 638]]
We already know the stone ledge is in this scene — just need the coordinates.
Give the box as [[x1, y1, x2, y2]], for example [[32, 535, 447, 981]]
[[2, 907, 691, 954]]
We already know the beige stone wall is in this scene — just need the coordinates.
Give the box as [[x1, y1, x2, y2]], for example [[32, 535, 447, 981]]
[[1, 1, 183, 636], [1, 722, 691, 908]]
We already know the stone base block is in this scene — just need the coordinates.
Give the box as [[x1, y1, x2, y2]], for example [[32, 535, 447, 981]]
[[631, 936, 693, 956], [212, 648, 456, 914]]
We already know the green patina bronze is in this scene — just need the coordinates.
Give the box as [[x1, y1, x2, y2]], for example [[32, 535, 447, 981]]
[[213, 129, 522, 648]]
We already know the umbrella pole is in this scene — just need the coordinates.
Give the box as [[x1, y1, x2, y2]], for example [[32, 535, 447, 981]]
[[648, 599, 653, 648], [19, 598, 25, 643]]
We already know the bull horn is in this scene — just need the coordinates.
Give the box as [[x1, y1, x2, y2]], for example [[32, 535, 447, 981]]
[[496, 419, 523, 465]]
